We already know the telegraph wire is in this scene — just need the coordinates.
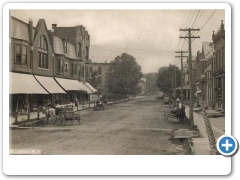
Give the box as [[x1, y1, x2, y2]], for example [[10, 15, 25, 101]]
[[191, 10, 200, 28]]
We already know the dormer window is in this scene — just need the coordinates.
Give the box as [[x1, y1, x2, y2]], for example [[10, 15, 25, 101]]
[[38, 35, 48, 69]]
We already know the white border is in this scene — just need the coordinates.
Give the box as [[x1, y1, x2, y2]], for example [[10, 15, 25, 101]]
[[3, 3, 231, 176]]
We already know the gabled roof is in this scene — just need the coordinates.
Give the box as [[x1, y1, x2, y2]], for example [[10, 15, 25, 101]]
[[202, 42, 213, 56], [11, 16, 35, 41], [54, 36, 77, 59], [34, 19, 49, 42]]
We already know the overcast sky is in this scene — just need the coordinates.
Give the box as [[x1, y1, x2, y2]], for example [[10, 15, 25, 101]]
[[11, 9, 225, 74]]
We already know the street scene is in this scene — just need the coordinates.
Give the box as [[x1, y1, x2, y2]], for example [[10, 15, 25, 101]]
[[9, 9, 225, 155]]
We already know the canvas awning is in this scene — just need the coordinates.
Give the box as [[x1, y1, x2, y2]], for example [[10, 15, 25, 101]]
[[78, 82, 93, 94], [176, 85, 190, 90], [9, 72, 48, 94], [55, 77, 87, 92], [84, 82, 98, 93], [34, 75, 66, 94]]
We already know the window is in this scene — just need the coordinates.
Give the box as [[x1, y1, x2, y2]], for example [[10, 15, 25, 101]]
[[38, 36, 48, 69], [15, 44, 27, 65], [219, 49, 222, 69], [78, 42, 81, 57], [98, 67, 102, 75], [65, 63, 68, 73], [56, 59, 61, 73], [78, 64, 81, 77], [85, 46, 89, 60], [222, 47, 225, 68], [81, 66, 84, 77], [61, 60, 64, 73], [70, 63, 73, 75]]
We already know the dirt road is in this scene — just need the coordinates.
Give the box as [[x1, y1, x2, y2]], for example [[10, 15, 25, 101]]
[[10, 96, 189, 155]]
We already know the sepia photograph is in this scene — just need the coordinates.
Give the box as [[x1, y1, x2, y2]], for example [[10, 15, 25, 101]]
[[9, 8, 226, 155], [3, 2, 232, 176]]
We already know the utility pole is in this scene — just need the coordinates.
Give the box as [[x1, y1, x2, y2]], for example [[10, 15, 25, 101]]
[[171, 74, 173, 98], [174, 67, 176, 98], [175, 51, 188, 104], [180, 28, 200, 127]]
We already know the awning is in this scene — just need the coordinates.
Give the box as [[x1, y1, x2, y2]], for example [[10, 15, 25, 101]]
[[34, 75, 66, 94], [205, 64, 212, 72], [10, 72, 48, 94], [84, 82, 98, 93], [176, 85, 190, 90], [78, 81, 93, 94], [55, 77, 87, 92]]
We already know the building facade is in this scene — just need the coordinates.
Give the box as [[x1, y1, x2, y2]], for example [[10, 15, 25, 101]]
[[10, 16, 96, 119], [90, 62, 110, 97], [212, 20, 225, 110]]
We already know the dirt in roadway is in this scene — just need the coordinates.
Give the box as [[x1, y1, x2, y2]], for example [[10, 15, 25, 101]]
[[10, 96, 189, 155]]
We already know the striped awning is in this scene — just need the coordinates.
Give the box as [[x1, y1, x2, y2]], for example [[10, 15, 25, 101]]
[[10, 72, 48, 94], [34, 75, 66, 94]]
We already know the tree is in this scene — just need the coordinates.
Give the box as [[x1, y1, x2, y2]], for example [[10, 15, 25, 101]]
[[89, 69, 98, 89], [156, 64, 181, 96], [144, 73, 159, 94], [107, 53, 143, 97]]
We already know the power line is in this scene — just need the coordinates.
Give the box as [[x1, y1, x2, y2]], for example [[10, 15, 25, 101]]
[[199, 9, 217, 30], [191, 10, 200, 28], [192, 10, 204, 28], [192, 9, 217, 41], [186, 10, 196, 28]]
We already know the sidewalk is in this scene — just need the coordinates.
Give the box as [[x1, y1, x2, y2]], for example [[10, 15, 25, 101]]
[[9, 98, 134, 125], [185, 106, 225, 155], [9, 103, 95, 125]]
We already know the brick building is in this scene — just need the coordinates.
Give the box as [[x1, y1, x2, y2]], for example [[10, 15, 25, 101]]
[[90, 62, 110, 97], [10, 16, 96, 118], [212, 20, 225, 110]]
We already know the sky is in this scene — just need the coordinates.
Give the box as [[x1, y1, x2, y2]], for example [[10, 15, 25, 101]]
[[11, 9, 225, 74]]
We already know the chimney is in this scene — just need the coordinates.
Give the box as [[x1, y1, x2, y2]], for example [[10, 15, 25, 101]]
[[28, 18, 33, 45], [212, 31, 215, 40], [52, 24, 57, 29], [49, 29, 55, 52], [220, 20, 224, 30]]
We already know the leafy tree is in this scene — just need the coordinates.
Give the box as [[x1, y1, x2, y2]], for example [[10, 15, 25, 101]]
[[107, 53, 143, 97], [156, 64, 181, 95], [144, 73, 159, 94], [89, 69, 98, 89]]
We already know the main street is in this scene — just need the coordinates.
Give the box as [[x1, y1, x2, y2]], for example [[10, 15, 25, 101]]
[[10, 96, 189, 155]]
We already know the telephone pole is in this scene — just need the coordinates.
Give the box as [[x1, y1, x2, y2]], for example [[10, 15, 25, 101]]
[[175, 51, 188, 104], [174, 67, 176, 98], [180, 28, 200, 127]]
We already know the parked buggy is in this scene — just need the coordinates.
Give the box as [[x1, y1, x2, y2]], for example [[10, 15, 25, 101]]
[[56, 105, 81, 125], [164, 104, 186, 124]]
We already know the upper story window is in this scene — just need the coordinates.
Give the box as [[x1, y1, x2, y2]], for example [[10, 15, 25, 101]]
[[98, 66, 102, 75], [15, 44, 27, 65], [39, 36, 47, 50], [78, 42, 82, 57], [85, 46, 89, 60], [63, 38, 67, 53], [38, 35, 48, 69]]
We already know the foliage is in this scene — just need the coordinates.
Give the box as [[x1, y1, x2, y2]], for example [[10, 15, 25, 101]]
[[107, 53, 143, 97], [88, 69, 98, 89], [155, 64, 181, 95], [144, 73, 159, 94]]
